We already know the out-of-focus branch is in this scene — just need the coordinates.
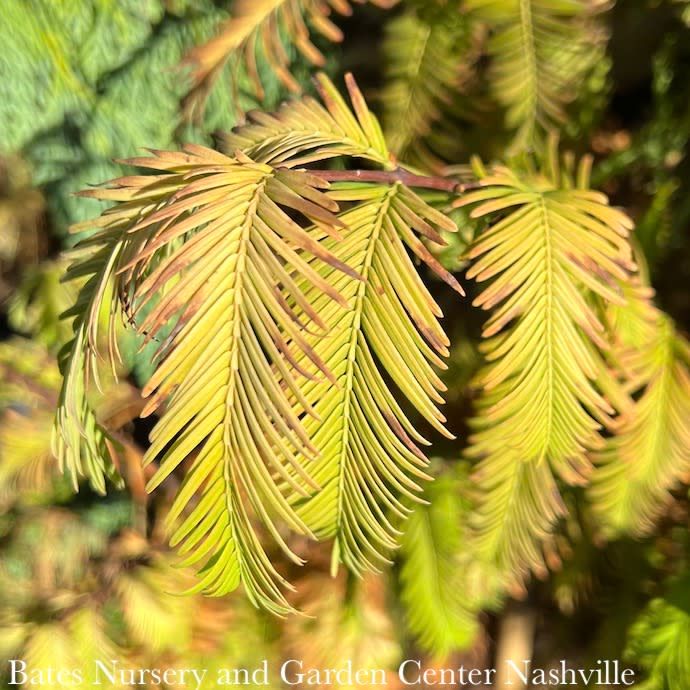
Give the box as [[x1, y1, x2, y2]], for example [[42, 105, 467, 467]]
[[494, 601, 536, 689]]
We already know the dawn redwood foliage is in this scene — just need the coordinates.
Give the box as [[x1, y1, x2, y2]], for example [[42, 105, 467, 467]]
[[3, 0, 690, 685]]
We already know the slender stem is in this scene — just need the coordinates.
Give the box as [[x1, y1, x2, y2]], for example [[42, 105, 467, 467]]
[[307, 168, 480, 194]]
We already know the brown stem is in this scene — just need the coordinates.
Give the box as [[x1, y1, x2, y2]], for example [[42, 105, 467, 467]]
[[307, 168, 480, 194]]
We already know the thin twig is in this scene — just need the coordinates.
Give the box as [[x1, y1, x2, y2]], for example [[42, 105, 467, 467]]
[[307, 167, 481, 193]]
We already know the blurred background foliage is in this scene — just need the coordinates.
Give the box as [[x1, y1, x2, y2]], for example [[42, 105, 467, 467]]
[[1, 0, 690, 688]]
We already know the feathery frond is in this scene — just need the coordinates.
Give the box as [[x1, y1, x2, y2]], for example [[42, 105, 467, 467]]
[[226, 72, 462, 574], [457, 141, 635, 580], [0, 410, 56, 503], [294, 180, 462, 575], [181, 0, 395, 120], [284, 573, 401, 681], [116, 558, 193, 653], [226, 72, 463, 578], [23, 624, 81, 680], [64, 145, 351, 612], [381, 3, 475, 158], [0, 338, 62, 407], [20, 611, 124, 688], [218, 72, 391, 168], [398, 467, 479, 658], [52, 72, 464, 611], [51, 241, 126, 495], [466, 0, 608, 150], [0, 340, 62, 504], [68, 609, 125, 689], [8, 260, 79, 350], [590, 277, 690, 537], [625, 576, 690, 690]]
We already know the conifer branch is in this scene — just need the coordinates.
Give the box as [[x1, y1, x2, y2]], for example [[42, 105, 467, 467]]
[[308, 168, 480, 193]]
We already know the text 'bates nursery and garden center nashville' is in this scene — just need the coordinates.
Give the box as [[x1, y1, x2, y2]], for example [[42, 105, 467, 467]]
[[7, 658, 636, 686]]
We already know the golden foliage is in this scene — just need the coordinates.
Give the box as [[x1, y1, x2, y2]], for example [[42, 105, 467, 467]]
[[218, 72, 391, 168], [53, 74, 461, 613], [284, 573, 401, 689], [0, 339, 62, 504], [590, 276, 690, 537], [466, 0, 608, 150], [457, 141, 634, 580], [398, 468, 480, 658], [293, 180, 461, 575], [181, 0, 396, 120], [381, 4, 477, 158]]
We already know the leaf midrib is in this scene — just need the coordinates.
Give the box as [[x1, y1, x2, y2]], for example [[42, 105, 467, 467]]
[[517, 0, 538, 142], [334, 186, 398, 555], [220, 176, 268, 575], [218, 0, 287, 56], [387, 17, 432, 154], [630, 329, 674, 486], [420, 508, 454, 644], [539, 196, 553, 463]]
